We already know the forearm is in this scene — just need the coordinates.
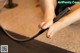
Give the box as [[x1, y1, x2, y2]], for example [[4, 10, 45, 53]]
[[55, 8, 80, 32], [39, 0, 57, 20], [40, 0, 57, 10]]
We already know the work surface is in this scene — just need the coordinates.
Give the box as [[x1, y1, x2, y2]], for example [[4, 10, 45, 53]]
[[0, 0, 80, 53]]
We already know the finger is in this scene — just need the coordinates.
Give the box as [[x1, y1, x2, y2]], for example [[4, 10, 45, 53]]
[[40, 14, 56, 29], [46, 22, 61, 38], [39, 17, 55, 29], [42, 15, 56, 29], [46, 7, 80, 38], [39, 22, 45, 28], [42, 20, 53, 29]]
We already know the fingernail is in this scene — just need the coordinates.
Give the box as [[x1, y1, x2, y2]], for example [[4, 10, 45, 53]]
[[41, 22, 45, 26], [41, 22, 46, 29], [46, 35, 51, 39], [38, 22, 45, 28], [42, 25, 46, 29], [49, 35, 52, 39]]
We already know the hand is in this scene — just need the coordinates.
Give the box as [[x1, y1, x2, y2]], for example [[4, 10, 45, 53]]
[[39, 0, 57, 38], [39, 0, 80, 38], [45, 7, 80, 38]]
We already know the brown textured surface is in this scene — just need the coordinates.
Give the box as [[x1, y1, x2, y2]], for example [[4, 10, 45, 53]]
[[0, 0, 80, 53]]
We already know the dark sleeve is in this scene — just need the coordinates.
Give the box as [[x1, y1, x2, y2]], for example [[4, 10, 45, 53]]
[[55, 0, 79, 15]]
